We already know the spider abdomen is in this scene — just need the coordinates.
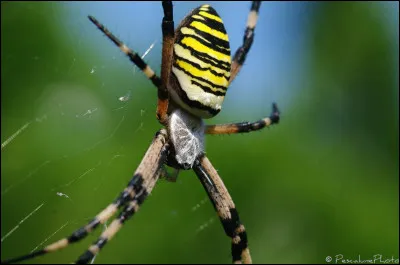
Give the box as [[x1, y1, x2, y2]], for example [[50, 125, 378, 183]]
[[170, 4, 231, 119]]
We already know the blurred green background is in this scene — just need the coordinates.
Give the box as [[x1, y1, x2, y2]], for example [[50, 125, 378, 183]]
[[1, 1, 398, 264]]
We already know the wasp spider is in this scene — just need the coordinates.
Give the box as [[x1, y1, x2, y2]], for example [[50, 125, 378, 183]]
[[3, 1, 280, 264]]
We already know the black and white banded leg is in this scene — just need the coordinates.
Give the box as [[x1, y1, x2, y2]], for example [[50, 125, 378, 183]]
[[3, 130, 169, 264], [76, 143, 169, 263], [88, 16, 162, 90], [230, 1, 261, 84], [193, 155, 252, 264], [205, 103, 280, 135]]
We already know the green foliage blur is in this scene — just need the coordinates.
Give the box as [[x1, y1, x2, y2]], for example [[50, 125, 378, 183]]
[[1, 2, 398, 264]]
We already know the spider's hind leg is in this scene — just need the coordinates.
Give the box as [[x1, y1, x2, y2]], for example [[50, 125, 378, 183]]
[[193, 155, 252, 264]]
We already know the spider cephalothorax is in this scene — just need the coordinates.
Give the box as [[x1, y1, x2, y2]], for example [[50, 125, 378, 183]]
[[3, 2, 280, 264]]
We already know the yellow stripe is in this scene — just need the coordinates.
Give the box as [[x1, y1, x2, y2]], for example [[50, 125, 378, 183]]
[[176, 59, 229, 87], [192, 77, 227, 93], [172, 67, 224, 110], [181, 27, 230, 53], [192, 14, 205, 20], [190, 21, 229, 42], [174, 44, 230, 78], [181, 37, 231, 63], [199, 11, 223, 23], [181, 27, 210, 43]]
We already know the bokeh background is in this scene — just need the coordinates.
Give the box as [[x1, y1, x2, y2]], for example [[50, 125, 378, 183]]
[[1, 1, 398, 264]]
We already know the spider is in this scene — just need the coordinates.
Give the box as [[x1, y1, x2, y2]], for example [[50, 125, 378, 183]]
[[3, 1, 280, 264]]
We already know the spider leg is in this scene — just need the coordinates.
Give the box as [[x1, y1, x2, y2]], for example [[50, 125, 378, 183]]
[[88, 16, 162, 89], [193, 155, 252, 264], [229, 1, 261, 84], [88, 15, 167, 124], [157, 0, 175, 124], [205, 102, 280, 135], [75, 148, 167, 264], [2, 130, 169, 264]]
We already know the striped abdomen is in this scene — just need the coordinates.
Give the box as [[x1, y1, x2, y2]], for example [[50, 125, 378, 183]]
[[170, 4, 231, 119]]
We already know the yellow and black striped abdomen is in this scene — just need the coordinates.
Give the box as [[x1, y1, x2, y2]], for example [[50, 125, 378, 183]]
[[170, 4, 231, 119]]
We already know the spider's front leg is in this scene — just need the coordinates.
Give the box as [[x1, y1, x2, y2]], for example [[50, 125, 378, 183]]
[[157, 0, 175, 125], [230, 1, 261, 85], [193, 155, 252, 264]]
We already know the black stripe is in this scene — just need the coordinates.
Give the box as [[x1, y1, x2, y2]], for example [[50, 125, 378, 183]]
[[118, 203, 137, 224], [186, 15, 229, 44], [184, 24, 229, 50], [174, 76, 221, 116], [237, 231, 248, 249], [270, 102, 280, 124], [179, 88, 220, 115], [179, 31, 230, 56], [232, 242, 242, 262], [136, 189, 148, 205], [175, 54, 229, 79], [193, 7, 227, 34], [113, 174, 142, 204], [233, 28, 254, 65], [2, 250, 46, 264], [174, 41, 230, 71], [197, 7, 224, 26], [196, 12, 224, 27], [150, 75, 162, 89], [192, 80, 226, 96], [76, 251, 94, 264], [114, 190, 132, 205], [95, 237, 108, 249], [127, 52, 147, 70], [233, 120, 266, 133], [173, 61, 228, 91], [128, 174, 144, 192], [201, 5, 220, 17], [221, 217, 236, 238], [88, 218, 100, 230], [177, 37, 230, 68], [162, 1, 174, 37], [197, 53, 230, 72], [251, 1, 261, 12], [68, 227, 88, 243]]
